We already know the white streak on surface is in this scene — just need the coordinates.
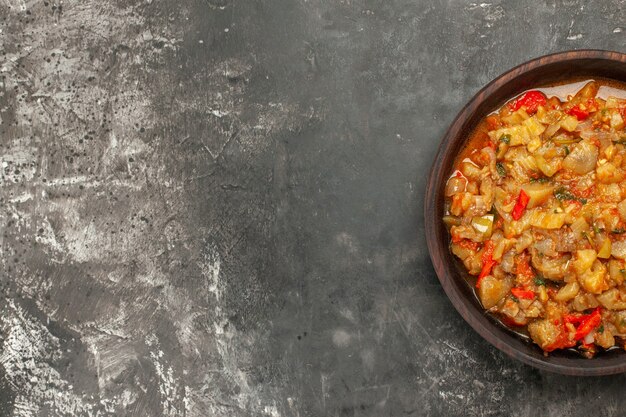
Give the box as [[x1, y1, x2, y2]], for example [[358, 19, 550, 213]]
[[0, 301, 94, 416], [146, 335, 184, 417], [192, 243, 282, 416]]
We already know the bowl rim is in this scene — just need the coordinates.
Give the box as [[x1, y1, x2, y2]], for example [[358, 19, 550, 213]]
[[425, 49, 626, 375]]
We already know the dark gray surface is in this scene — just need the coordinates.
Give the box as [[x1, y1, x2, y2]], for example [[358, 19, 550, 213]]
[[0, 0, 625, 416]]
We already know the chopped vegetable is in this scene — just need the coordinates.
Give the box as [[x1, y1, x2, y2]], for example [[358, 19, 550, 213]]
[[528, 319, 574, 352], [559, 115, 579, 131], [609, 260, 625, 285], [510, 287, 535, 299], [511, 189, 530, 220], [611, 240, 626, 260], [442, 216, 462, 228], [529, 211, 567, 229], [509, 90, 547, 114], [564, 313, 585, 324], [596, 289, 626, 310], [573, 249, 597, 274], [533, 154, 562, 177], [478, 275, 512, 309], [573, 308, 602, 341], [489, 125, 531, 146], [555, 282, 579, 302], [445, 80, 626, 358], [597, 238, 612, 259], [562, 141, 598, 175], [566, 105, 590, 121], [471, 215, 494, 237], [618, 200, 626, 222], [521, 183, 554, 209], [476, 240, 496, 288], [524, 117, 546, 137]]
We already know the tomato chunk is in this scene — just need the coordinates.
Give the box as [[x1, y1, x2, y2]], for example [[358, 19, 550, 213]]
[[508, 90, 547, 114]]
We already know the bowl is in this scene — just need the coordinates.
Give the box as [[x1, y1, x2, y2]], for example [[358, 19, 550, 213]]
[[424, 50, 626, 375]]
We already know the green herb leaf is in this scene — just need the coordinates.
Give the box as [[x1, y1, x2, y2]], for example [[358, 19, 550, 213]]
[[510, 295, 518, 302], [554, 187, 587, 204], [598, 325, 604, 333], [554, 187, 573, 201], [496, 162, 506, 177], [564, 145, 570, 155], [534, 277, 546, 286], [500, 134, 511, 144]]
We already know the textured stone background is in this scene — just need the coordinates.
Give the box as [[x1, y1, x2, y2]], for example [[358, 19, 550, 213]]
[[0, 0, 625, 416]]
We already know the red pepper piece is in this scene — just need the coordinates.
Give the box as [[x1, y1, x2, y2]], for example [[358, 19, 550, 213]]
[[510, 287, 535, 299], [511, 189, 530, 220], [476, 240, 496, 288], [563, 313, 584, 325], [544, 324, 577, 352], [508, 90, 547, 114], [566, 105, 590, 121], [574, 307, 602, 341]]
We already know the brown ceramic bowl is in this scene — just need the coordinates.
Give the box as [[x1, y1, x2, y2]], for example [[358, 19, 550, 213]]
[[425, 50, 626, 375]]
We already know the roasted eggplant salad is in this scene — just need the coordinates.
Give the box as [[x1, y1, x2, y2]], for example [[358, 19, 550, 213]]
[[444, 80, 626, 357]]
